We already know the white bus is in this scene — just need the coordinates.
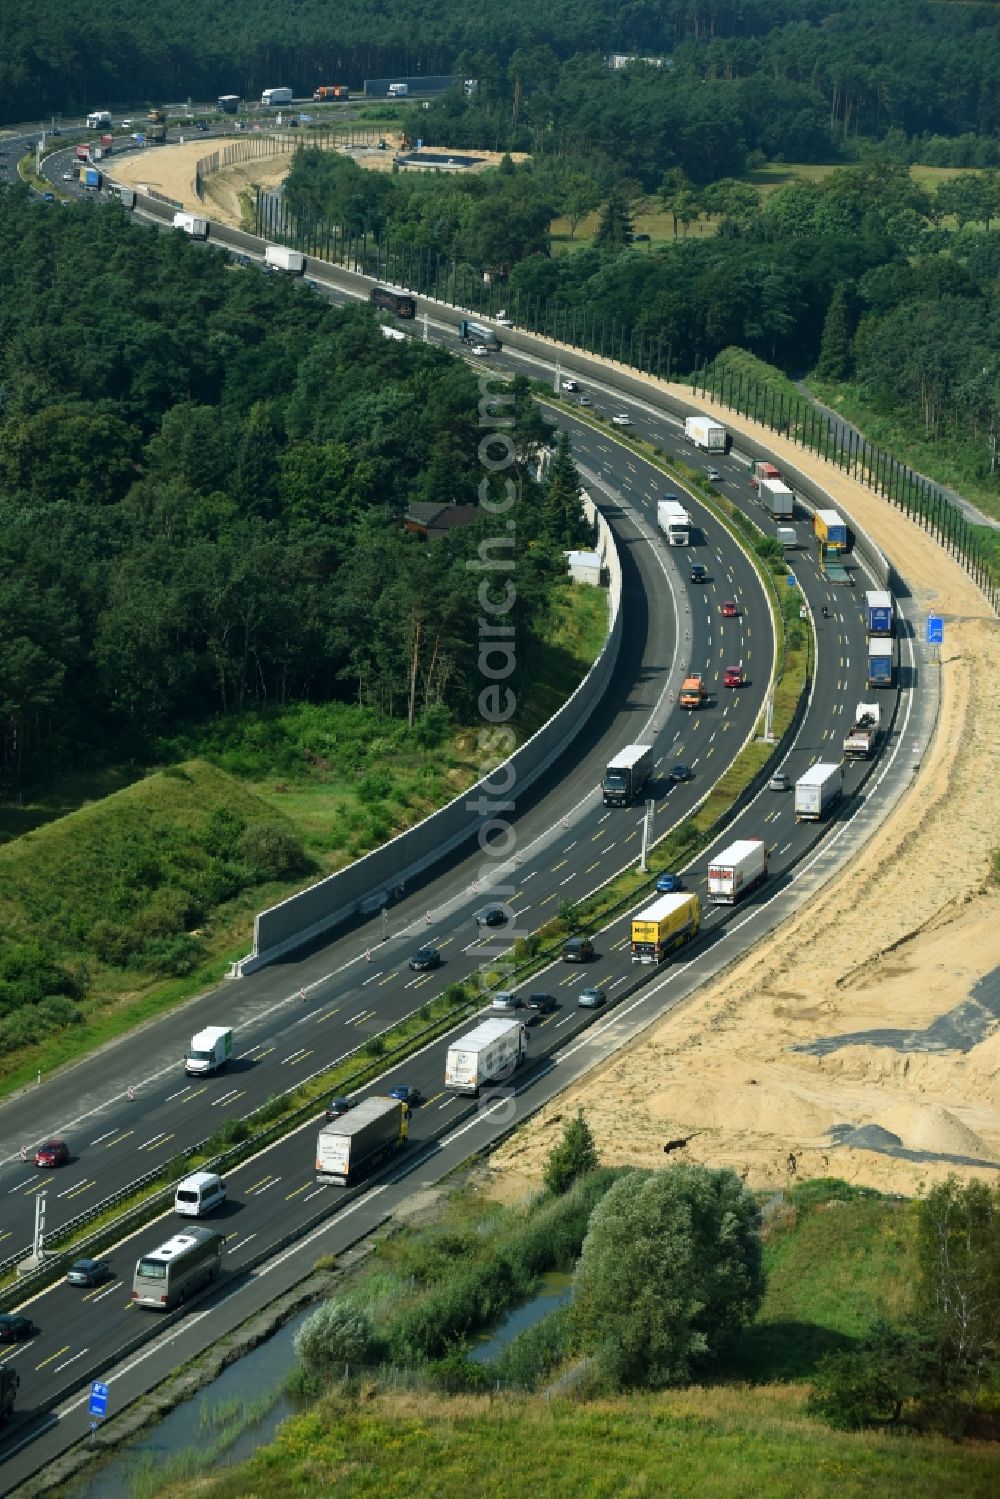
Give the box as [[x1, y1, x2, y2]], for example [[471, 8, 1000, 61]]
[[131, 1226, 223, 1309], [261, 87, 294, 108]]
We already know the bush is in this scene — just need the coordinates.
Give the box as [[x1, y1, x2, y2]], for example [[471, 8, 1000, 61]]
[[544, 1110, 599, 1196], [88, 919, 142, 966], [493, 1303, 572, 1389], [294, 1300, 381, 1379], [358, 768, 393, 804], [235, 820, 308, 881], [136, 933, 203, 977], [808, 1320, 923, 1430]]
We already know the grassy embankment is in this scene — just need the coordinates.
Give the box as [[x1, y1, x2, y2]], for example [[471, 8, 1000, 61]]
[[0, 583, 607, 1099], [134, 1181, 997, 1499]]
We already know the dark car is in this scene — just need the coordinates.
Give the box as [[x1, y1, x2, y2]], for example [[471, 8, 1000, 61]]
[[655, 872, 682, 893], [689, 563, 709, 584], [325, 1096, 355, 1122], [66, 1257, 110, 1288], [40, 192, 55, 202], [409, 944, 441, 972], [195, 120, 210, 131], [669, 764, 693, 784], [35, 1139, 69, 1167], [390, 1084, 422, 1107], [0, 1314, 34, 1343], [578, 987, 607, 1009], [524, 992, 557, 1016], [562, 936, 594, 963], [476, 904, 507, 928], [769, 771, 791, 793]]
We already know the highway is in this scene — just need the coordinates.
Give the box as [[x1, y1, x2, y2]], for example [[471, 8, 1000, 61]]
[[0, 154, 916, 1470]]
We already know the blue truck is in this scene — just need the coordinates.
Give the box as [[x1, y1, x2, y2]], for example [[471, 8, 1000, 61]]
[[79, 165, 101, 191], [866, 638, 894, 687], [865, 589, 894, 636]]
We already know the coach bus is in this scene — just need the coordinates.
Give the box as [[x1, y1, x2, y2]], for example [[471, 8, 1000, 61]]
[[131, 1227, 223, 1309]]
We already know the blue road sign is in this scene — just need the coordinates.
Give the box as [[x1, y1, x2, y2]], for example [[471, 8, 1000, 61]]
[[926, 615, 943, 645], [89, 1381, 109, 1418], [786, 572, 797, 588]]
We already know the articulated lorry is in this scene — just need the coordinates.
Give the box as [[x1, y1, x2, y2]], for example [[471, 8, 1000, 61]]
[[631, 891, 700, 964], [371, 286, 416, 318], [794, 762, 843, 820], [750, 461, 780, 489], [457, 318, 501, 350], [707, 838, 769, 904], [865, 589, 894, 636], [185, 1026, 233, 1076], [264, 245, 306, 273], [173, 211, 209, 238], [657, 498, 692, 545], [79, 166, 101, 190], [758, 478, 794, 519], [866, 638, 894, 687], [602, 744, 653, 806], [445, 1017, 528, 1095], [315, 1096, 409, 1185], [313, 85, 350, 100], [684, 415, 726, 452], [844, 703, 881, 759], [814, 509, 848, 550]]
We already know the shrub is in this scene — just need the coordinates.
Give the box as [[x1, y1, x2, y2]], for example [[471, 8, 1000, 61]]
[[493, 1303, 572, 1389], [544, 1111, 599, 1196], [357, 768, 393, 804], [235, 820, 308, 881], [294, 1300, 381, 1378], [89, 919, 142, 966]]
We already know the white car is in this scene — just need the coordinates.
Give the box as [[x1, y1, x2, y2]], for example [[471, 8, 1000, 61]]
[[495, 311, 513, 327], [470, 343, 490, 356], [561, 378, 579, 392], [61, 171, 73, 181], [707, 467, 722, 481], [611, 413, 632, 427]]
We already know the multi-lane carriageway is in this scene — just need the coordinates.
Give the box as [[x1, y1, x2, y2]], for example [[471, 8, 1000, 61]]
[[0, 243, 919, 1475]]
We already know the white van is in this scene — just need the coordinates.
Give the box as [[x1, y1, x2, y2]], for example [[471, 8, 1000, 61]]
[[174, 1171, 226, 1217]]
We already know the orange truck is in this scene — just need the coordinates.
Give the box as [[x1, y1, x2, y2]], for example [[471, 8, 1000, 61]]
[[313, 85, 349, 100], [679, 674, 706, 709]]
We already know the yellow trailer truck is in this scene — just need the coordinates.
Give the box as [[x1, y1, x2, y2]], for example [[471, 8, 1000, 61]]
[[631, 891, 700, 964]]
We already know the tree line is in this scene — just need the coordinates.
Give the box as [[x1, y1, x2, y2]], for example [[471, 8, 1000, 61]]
[[0, 187, 589, 798]]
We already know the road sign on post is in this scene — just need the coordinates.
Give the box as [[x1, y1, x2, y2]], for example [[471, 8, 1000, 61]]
[[89, 1381, 109, 1419], [926, 615, 943, 645]]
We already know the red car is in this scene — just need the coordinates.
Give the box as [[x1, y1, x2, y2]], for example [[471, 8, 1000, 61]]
[[723, 665, 746, 688], [720, 601, 739, 618], [34, 1139, 69, 1168]]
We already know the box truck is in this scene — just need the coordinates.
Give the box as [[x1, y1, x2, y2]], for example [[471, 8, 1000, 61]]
[[865, 589, 894, 636], [315, 1096, 409, 1184], [79, 166, 101, 190], [814, 509, 847, 549], [631, 891, 700, 964], [173, 211, 208, 238], [866, 638, 894, 687], [445, 1017, 528, 1095], [684, 415, 727, 452], [371, 286, 416, 318], [602, 744, 653, 807], [262, 87, 294, 107], [750, 461, 780, 490], [679, 673, 706, 709], [844, 703, 881, 759], [759, 478, 794, 518], [777, 526, 798, 548], [185, 1026, 233, 1076], [707, 838, 769, 905], [794, 763, 843, 821], [388, 83, 409, 97], [657, 498, 692, 545], [264, 245, 306, 273], [86, 110, 112, 130]]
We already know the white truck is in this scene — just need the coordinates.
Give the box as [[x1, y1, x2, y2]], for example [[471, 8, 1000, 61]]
[[173, 211, 209, 239], [261, 87, 294, 107], [844, 702, 881, 759], [315, 1097, 409, 1185], [657, 498, 692, 545], [445, 1017, 528, 1095], [86, 110, 112, 130], [264, 245, 306, 273], [707, 838, 769, 904], [185, 1026, 233, 1076], [794, 762, 843, 820], [758, 477, 794, 518], [387, 83, 409, 97], [776, 526, 798, 548], [684, 415, 726, 452]]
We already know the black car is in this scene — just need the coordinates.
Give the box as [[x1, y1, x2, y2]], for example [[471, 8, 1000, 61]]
[[476, 905, 507, 928], [66, 1257, 110, 1288], [325, 1096, 355, 1122], [689, 563, 709, 584], [562, 936, 594, 963], [0, 1314, 35, 1343], [524, 993, 557, 1016], [669, 763, 693, 783], [409, 944, 441, 972]]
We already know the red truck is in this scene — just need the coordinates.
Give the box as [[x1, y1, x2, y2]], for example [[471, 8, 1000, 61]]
[[750, 461, 780, 490], [100, 133, 113, 154], [75, 144, 90, 161]]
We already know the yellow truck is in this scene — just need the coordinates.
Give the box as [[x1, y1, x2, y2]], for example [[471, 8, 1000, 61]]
[[631, 891, 701, 964], [679, 673, 706, 709]]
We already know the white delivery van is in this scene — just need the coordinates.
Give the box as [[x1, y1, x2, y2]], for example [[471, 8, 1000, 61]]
[[175, 1171, 227, 1217]]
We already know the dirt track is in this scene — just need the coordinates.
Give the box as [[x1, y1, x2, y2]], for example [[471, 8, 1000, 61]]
[[492, 400, 1000, 1201]]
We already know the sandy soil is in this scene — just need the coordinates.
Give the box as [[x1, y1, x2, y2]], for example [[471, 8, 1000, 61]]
[[111, 135, 528, 227], [491, 399, 1000, 1202]]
